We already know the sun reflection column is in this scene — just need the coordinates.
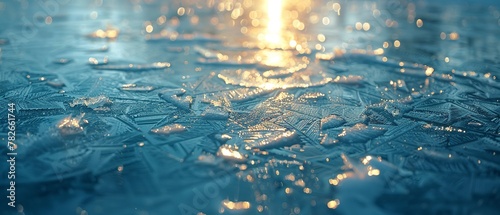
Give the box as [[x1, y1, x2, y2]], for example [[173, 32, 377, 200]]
[[265, 0, 284, 48]]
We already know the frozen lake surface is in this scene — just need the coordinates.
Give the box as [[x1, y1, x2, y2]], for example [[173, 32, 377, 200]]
[[1, 0, 500, 214]]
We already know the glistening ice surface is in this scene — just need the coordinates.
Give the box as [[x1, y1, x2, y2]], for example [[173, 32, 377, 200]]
[[1, 0, 500, 214]]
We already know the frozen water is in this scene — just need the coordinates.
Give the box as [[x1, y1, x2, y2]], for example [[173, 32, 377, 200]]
[[251, 130, 299, 149], [88, 57, 109, 65], [1, 0, 500, 214], [119, 84, 155, 92], [159, 94, 193, 111], [337, 123, 387, 143], [216, 145, 246, 162], [150, 123, 187, 135], [200, 106, 229, 120], [320, 114, 346, 130], [92, 62, 171, 71], [57, 114, 86, 136], [70, 95, 112, 109], [52, 58, 73, 65]]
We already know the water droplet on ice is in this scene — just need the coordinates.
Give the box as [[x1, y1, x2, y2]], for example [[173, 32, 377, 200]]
[[120, 84, 154, 92], [150, 124, 187, 135], [46, 79, 66, 88], [53, 58, 73, 65], [70, 95, 112, 109], [194, 45, 221, 59], [337, 123, 386, 143], [217, 145, 246, 162], [201, 106, 229, 120], [88, 57, 108, 65], [57, 114, 85, 136], [331, 75, 364, 84], [197, 154, 217, 165], [92, 62, 170, 71], [159, 93, 192, 111], [252, 130, 299, 150], [214, 134, 232, 143], [320, 115, 346, 130], [467, 121, 483, 127], [298, 92, 327, 102], [158, 88, 186, 97], [223, 88, 272, 102], [320, 134, 339, 146]]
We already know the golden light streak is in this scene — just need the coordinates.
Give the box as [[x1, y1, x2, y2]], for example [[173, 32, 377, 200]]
[[264, 0, 283, 47], [222, 200, 251, 210], [217, 145, 245, 162]]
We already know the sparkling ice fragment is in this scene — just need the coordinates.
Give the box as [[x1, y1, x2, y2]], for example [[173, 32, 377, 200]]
[[57, 114, 85, 136], [321, 115, 346, 130], [150, 124, 187, 135], [217, 145, 246, 162], [252, 130, 298, 149], [70, 95, 112, 109]]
